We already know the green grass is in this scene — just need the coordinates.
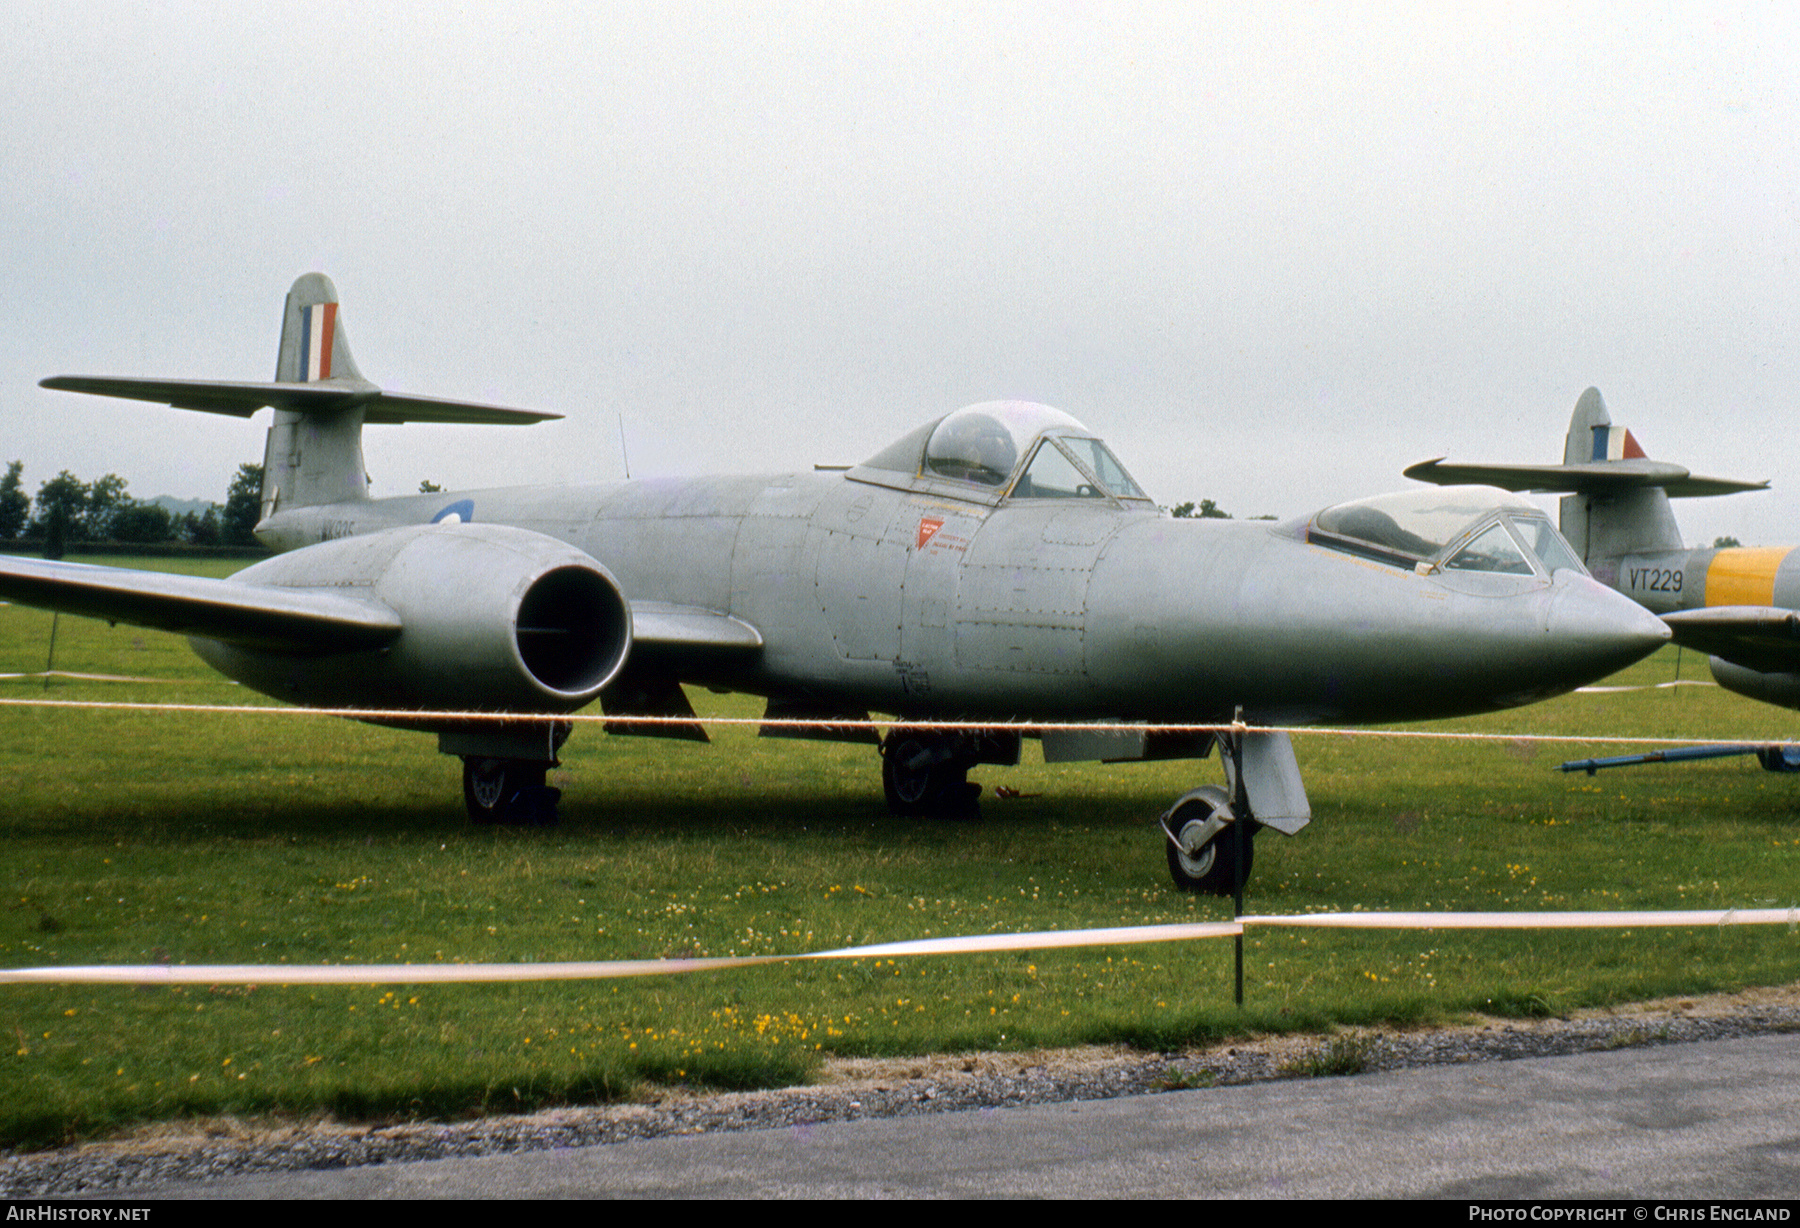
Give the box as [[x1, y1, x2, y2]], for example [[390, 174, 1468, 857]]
[[1279, 1034, 1375, 1078], [1, 580, 1797, 1148]]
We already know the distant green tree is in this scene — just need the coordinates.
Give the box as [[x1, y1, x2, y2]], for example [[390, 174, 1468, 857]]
[[0, 461, 28, 540], [110, 500, 175, 544], [419, 479, 444, 493], [1168, 499, 1233, 519], [1713, 536, 1743, 549], [43, 505, 66, 560], [33, 471, 89, 542], [182, 505, 223, 546], [223, 464, 264, 546], [85, 473, 130, 540]]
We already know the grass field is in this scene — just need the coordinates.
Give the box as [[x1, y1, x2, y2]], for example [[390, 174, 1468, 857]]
[[2, 559, 1796, 1148]]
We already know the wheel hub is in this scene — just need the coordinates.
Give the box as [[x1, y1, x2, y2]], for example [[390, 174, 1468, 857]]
[[468, 759, 508, 810]]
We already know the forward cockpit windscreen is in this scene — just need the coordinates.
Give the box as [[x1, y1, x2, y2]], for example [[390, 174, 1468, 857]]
[[1041, 437, 1149, 501], [1308, 487, 1588, 579]]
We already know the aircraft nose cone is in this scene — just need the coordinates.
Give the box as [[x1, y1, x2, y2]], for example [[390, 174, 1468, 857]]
[[1544, 575, 1670, 678]]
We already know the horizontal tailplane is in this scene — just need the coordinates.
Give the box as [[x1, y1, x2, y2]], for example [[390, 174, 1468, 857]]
[[1404, 388, 1768, 565], [40, 274, 562, 517]]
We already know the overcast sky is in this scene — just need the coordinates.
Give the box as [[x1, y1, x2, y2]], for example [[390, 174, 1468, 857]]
[[5, 2, 1797, 546]]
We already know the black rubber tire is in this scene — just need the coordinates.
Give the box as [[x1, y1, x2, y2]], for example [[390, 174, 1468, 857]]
[[462, 758, 560, 827], [1165, 790, 1255, 895], [881, 733, 979, 819]]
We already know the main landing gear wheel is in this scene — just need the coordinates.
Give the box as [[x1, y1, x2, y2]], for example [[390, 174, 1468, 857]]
[[1163, 784, 1254, 896], [881, 731, 981, 818], [462, 757, 562, 827]]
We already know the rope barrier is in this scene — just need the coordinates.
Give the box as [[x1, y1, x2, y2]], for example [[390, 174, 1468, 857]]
[[0, 695, 1789, 751], [2, 678, 1789, 991], [5, 911, 1790, 986]]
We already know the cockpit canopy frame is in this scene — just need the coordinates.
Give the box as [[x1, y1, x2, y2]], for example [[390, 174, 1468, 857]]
[[848, 401, 1154, 507], [1304, 486, 1588, 580]]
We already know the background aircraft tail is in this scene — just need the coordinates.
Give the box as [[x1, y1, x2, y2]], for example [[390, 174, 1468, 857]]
[[1554, 388, 1684, 562], [1404, 387, 1766, 566], [41, 275, 561, 530]]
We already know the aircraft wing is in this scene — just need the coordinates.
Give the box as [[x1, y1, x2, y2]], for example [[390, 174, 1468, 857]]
[[628, 602, 763, 650], [0, 555, 762, 664], [1404, 458, 1767, 499], [0, 555, 401, 653], [622, 600, 764, 684], [39, 376, 559, 426], [1662, 606, 1800, 674]]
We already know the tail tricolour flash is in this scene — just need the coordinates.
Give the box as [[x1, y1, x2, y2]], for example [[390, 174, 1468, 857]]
[[1564, 386, 1646, 465], [275, 273, 366, 386]]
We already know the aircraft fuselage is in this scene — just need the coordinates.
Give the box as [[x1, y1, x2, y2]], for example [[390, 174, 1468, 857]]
[[245, 470, 1664, 729]]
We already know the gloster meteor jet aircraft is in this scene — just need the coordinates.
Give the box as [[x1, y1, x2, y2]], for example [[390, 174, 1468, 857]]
[[5, 276, 1670, 892]]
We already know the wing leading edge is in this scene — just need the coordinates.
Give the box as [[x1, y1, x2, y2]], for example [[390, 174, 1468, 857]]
[[0, 555, 764, 665], [0, 555, 401, 654]]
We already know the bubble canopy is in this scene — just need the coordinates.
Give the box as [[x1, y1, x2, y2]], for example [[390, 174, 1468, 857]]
[[1308, 486, 1588, 577], [857, 401, 1151, 503]]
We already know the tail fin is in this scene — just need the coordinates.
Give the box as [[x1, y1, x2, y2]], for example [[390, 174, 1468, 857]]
[[1552, 388, 1682, 560], [1404, 387, 1767, 564], [41, 274, 562, 524], [261, 274, 375, 514], [1563, 386, 1645, 465]]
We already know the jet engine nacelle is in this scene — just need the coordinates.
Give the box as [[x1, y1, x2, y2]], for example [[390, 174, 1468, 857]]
[[192, 523, 631, 713], [1709, 657, 1800, 711]]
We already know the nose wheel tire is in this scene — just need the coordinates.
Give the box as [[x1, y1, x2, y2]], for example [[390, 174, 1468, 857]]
[[1164, 785, 1254, 895]]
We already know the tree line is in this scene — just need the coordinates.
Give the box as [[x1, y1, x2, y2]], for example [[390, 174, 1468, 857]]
[[1169, 499, 1277, 521], [0, 461, 265, 554]]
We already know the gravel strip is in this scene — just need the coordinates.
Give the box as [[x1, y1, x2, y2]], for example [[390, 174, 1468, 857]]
[[7, 986, 1798, 1197]]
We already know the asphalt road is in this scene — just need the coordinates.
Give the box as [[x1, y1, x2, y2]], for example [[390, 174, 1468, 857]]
[[115, 1032, 1800, 1199]]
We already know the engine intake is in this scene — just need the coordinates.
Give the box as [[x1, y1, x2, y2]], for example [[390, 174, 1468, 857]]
[[514, 564, 629, 696]]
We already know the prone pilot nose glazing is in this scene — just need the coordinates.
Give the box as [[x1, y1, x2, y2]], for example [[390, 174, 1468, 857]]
[[1544, 575, 1672, 677]]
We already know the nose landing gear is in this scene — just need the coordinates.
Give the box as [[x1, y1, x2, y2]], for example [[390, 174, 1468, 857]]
[[1159, 724, 1308, 896], [1161, 784, 1255, 896]]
